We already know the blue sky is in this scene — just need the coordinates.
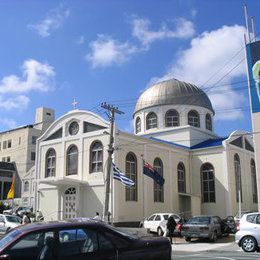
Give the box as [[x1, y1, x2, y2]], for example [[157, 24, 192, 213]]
[[0, 0, 259, 137]]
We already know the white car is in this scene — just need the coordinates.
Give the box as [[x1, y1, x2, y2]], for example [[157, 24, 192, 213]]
[[235, 212, 260, 252], [143, 213, 180, 236], [0, 214, 22, 234]]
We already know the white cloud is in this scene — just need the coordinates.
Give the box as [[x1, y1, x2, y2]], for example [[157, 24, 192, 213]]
[[131, 17, 195, 46], [0, 95, 29, 110], [28, 5, 70, 37], [87, 16, 195, 68], [0, 118, 17, 129], [86, 35, 138, 67], [156, 25, 246, 121], [0, 59, 55, 94]]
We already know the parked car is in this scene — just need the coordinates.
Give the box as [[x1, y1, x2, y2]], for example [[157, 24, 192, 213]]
[[235, 212, 260, 252], [3, 206, 32, 217], [181, 215, 222, 242], [143, 213, 180, 236], [0, 219, 172, 260], [234, 210, 253, 223], [0, 214, 22, 234], [222, 216, 237, 234]]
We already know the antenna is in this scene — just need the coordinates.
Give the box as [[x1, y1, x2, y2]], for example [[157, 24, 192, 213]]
[[244, 4, 251, 43], [251, 16, 256, 42]]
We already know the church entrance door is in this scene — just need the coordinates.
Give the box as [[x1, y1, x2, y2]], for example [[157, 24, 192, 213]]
[[63, 187, 77, 219]]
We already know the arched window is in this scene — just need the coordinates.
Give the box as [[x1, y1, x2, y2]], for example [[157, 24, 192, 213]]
[[165, 109, 179, 127], [251, 159, 258, 203], [66, 145, 78, 175], [154, 158, 164, 202], [205, 113, 212, 131], [188, 110, 200, 127], [135, 117, 141, 133], [201, 163, 215, 203], [125, 153, 137, 201], [90, 141, 103, 173], [178, 162, 186, 193], [234, 154, 242, 203], [24, 181, 29, 192], [146, 112, 157, 130], [45, 148, 56, 177]]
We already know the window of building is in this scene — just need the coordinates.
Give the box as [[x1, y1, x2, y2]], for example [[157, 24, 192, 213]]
[[90, 141, 103, 173], [178, 162, 186, 193], [31, 152, 36, 161], [251, 159, 258, 203], [234, 154, 242, 203], [201, 163, 215, 203], [7, 140, 11, 148], [6, 156, 11, 162], [165, 109, 179, 127], [45, 148, 56, 177], [154, 158, 164, 202], [24, 181, 29, 192], [205, 113, 212, 131], [125, 153, 137, 201], [3, 141, 6, 149], [135, 117, 141, 134], [2, 157, 5, 162], [146, 112, 157, 130], [188, 110, 200, 127], [66, 145, 78, 175], [32, 136, 37, 145], [18, 137, 21, 145]]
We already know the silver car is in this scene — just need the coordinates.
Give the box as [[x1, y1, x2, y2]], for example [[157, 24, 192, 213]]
[[181, 215, 222, 242], [235, 212, 260, 252], [0, 214, 22, 234]]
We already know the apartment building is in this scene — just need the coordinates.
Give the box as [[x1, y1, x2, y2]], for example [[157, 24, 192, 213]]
[[0, 107, 55, 206]]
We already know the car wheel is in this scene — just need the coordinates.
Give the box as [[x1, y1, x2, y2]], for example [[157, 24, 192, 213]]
[[185, 237, 191, 242], [241, 236, 257, 252], [210, 231, 217, 242], [157, 227, 163, 236]]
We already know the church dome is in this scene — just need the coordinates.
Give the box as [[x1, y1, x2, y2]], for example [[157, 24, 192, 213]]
[[134, 79, 214, 115]]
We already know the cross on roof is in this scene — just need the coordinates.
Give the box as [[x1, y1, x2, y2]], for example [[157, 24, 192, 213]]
[[72, 98, 78, 109]]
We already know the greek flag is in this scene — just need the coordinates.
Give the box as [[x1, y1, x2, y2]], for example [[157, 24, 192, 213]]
[[113, 163, 135, 186]]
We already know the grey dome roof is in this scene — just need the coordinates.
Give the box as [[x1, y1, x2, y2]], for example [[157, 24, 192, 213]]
[[134, 79, 214, 115]]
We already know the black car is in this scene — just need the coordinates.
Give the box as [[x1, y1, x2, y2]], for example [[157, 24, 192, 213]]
[[0, 219, 171, 260]]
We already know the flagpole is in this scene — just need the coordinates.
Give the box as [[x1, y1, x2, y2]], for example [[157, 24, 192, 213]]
[[141, 155, 145, 221]]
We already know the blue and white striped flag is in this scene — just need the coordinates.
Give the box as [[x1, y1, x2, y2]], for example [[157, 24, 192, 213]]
[[113, 163, 135, 187]]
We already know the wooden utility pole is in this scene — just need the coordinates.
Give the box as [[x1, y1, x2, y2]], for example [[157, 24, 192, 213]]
[[101, 102, 124, 222]]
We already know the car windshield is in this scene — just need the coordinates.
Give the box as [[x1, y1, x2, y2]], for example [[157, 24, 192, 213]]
[[0, 229, 22, 250], [6, 216, 21, 223], [188, 217, 210, 224]]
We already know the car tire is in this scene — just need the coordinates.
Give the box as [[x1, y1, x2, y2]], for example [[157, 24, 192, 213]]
[[241, 236, 257, 252], [157, 227, 163, 236], [210, 231, 217, 242], [185, 237, 191, 242]]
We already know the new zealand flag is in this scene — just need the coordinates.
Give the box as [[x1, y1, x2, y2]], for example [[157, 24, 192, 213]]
[[143, 161, 165, 186]]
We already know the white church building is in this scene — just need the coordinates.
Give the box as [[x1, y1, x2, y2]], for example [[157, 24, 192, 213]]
[[34, 79, 258, 224]]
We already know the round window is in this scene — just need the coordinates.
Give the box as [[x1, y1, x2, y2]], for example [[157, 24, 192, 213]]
[[69, 121, 79, 135]]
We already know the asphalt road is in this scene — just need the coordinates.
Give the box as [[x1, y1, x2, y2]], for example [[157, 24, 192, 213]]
[[172, 235, 260, 260]]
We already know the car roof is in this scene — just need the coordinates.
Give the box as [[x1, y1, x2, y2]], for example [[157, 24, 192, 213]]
[[11, 219, 106, 234], [151, 213, 180, 215]]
